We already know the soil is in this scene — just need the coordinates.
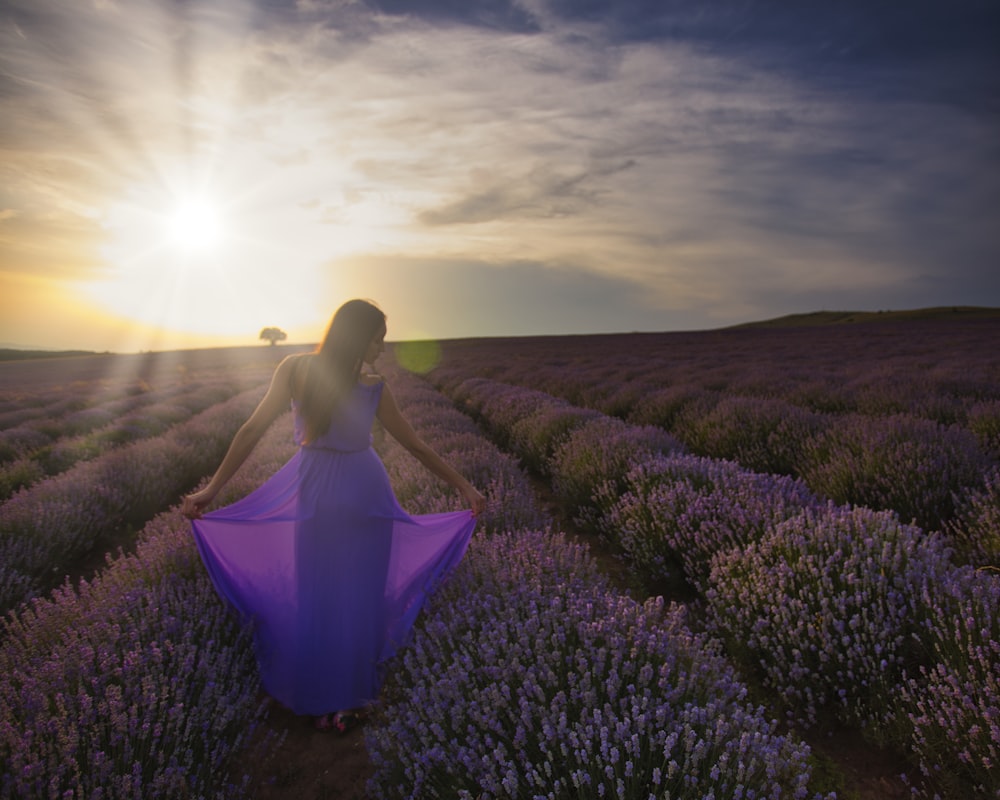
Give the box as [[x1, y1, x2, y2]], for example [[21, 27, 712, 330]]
[[244, 700, 373, 800], [806, 725, 913, 800]]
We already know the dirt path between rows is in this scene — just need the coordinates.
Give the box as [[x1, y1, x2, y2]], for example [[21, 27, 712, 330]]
[[244, 700, 373, 799]]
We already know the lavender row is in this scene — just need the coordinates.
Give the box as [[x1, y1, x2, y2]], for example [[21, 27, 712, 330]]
[[435, 374, 999, 796], [431, 319, 1000, 434], [0, 382, 245, 503], [0, 395, 85, 434], [947, 470, 1000, 567], [0, 410, 301, 799], [433, 360, 997, 551], [433, 328, 1000, 530], [659, 394, 991, 536], [367, 365, 830, 799], [0, 386, 268, 617], [437, 375, 823, 597], [0, 363, 545, 799], [0, 346, 285, 460], [0, 376, 219, 448], [0, 390, 151, 459], [600, 440, 999, 795], [0, 387, 126, 433]]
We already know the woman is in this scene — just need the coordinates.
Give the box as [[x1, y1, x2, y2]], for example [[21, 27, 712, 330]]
[[181, 299, 485, 730]]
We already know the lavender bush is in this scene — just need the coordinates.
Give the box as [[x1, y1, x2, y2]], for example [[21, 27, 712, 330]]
[[444, 376, 589, 462], [1, 381, 243, 500], [434, 375, 686, 524], [968, 399, 1000, 457], [56, 406, 119, 437], [36, 392, 229, 477], [438, 357, 999, 797], [626, 384, 720, 432], [0, 558, 267, 799], [705, 505, 955, 732], [7, 330, 996, 798], [379, 366, 546, 534], [597, 380, 647, 419], [449, 378, 567, 455], [601, 455, 817, 590], [508, 404, 604, 474], [671, 394, 827, 477], [367, 530, 828, 800], [799, 413, 992, 532], [947, 468, 1000, 568], [382, 426, 545, 535], [0, 426, 52, 464], [0, 396, 85, 433], [0, 354, 537, 798], [898, 565, 1000, 797], [549, 416, 685, 530], [0, 407, 40, 431], [0, 457, 45, 502], [430, 322, 999, 537]]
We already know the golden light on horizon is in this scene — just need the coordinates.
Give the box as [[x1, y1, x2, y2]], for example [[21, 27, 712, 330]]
[[78, 148, 419, 348]]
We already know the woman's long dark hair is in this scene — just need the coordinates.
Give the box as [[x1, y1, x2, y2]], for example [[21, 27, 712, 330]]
[[299, 299, 386, 444]]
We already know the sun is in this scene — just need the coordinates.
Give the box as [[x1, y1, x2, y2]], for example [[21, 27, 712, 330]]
[[166, 196, 226, 254]]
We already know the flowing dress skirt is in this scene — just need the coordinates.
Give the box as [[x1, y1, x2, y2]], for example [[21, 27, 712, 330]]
[[191, 443, 475, 715]]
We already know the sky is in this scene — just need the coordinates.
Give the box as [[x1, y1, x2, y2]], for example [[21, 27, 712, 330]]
[[1, 0, 998, 352]]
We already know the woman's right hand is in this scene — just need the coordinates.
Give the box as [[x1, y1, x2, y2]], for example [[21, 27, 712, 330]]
[[462, 484, 487, 517], [181, 487, 217, 520]]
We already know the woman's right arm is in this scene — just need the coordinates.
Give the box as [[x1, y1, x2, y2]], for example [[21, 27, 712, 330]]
[[376, 381, 487, 515], [181, 354, 300, 519]]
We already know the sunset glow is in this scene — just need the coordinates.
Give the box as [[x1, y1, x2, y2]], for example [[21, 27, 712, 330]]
[[1, 1, 997, 352], [166, 199, 226, 255]]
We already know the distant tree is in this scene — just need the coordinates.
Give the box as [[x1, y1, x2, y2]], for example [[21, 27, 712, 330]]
[[259, 327, 287, 346]]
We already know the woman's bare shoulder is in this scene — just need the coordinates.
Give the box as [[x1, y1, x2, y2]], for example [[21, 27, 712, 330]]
[[282, 353, 312, 397]]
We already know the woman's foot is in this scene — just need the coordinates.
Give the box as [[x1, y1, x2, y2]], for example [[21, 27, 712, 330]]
[[313, 713, 335, 731], [314, 709, 366, 734]]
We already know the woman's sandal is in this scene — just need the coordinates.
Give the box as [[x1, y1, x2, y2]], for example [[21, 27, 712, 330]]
[[314, 709, 365, 734]]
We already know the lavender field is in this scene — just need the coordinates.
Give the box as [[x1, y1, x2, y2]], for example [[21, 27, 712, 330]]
[[1, 317, 998, 799]]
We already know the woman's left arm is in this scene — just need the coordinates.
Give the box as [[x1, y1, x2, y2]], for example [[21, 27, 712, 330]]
[[181, 355, 298, 518], [376, 381, 486, 515]]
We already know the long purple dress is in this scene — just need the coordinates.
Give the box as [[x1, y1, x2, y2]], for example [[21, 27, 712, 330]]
[[191, 380, 475, 715]]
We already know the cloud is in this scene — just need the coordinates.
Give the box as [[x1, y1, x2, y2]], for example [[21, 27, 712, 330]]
[[417, 160, 636, 226], [373, 0, 539, 32], [378, 0, 1000, 69]]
